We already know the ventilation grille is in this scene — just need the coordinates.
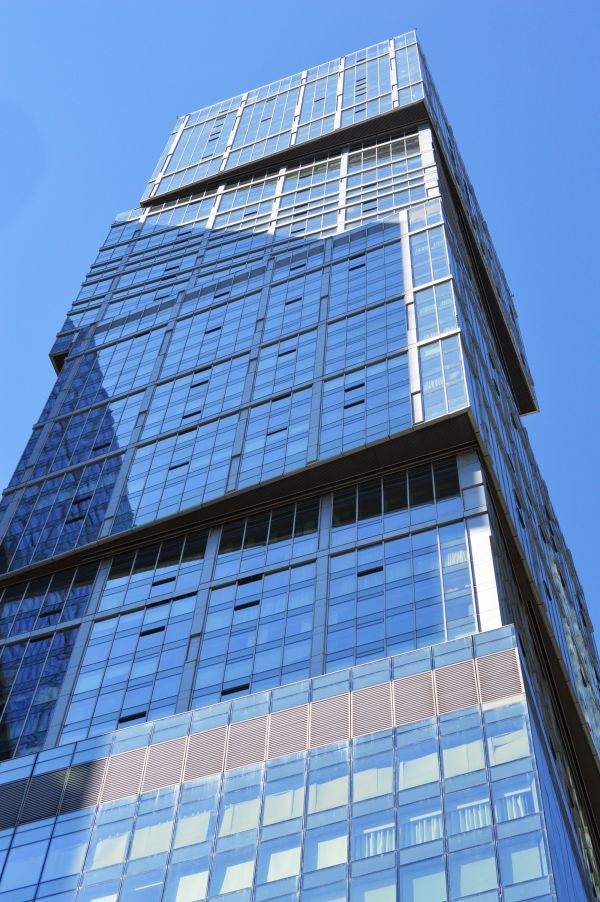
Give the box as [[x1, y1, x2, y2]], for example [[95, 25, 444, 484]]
[[184, 727, 227, 781], [0, 648, 525, 828], [267, 705, 309, 759], [393, 671, 436, 724], [352, 683, 392, 736], [434, 660, 478, 714], [226, 717, 268, 769], [309, 694, 350, 747], [60, 759, 107, 813], [19, 769, 68, 823], [101, 748, 146, 803], [142, 737, 187, 793], [0, 779, 27, 830], [477, 648, 523, 702]]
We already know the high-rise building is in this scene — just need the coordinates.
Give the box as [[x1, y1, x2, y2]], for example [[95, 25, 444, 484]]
[[0, 31, 597, 902]]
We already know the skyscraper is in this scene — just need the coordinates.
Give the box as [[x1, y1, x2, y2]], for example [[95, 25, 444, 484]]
[[0, 27, 597, 900]]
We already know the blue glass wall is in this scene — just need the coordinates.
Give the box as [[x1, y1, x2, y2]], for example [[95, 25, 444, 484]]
[[0, 629, 565, 902], [0, 28, 597, 901]]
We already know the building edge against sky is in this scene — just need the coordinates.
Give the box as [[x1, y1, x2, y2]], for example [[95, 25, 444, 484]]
[[0, 30, 597, 901]]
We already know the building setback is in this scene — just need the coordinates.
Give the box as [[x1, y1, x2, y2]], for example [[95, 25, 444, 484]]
[[0, 31, 598, 901]]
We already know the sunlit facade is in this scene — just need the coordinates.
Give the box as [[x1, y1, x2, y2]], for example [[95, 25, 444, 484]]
[[0, 32, 598, 901]]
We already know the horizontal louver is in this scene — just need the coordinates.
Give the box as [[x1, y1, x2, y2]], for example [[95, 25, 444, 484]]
[[101, 748, 146, 803], [19, 769, 68, 823], [226, 716, 268, 769], [352, 683, 392, 736], [60, 759, 107, 813], [0, 779, 27, 829], [184, 727, 226, 781], [393, 671, 436, 724], [142, 737, 187, 792], [309, 694, 350, 747], [267, 705, 309, 758], [435, 660, 478, 714], [477, 648, 523, 703]]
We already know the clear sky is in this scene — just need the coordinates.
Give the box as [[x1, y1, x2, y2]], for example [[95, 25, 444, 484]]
[[0, 0, 598, 634]]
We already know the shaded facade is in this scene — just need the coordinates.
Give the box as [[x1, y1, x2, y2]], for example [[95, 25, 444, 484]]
[[0, 32, 598, 901]]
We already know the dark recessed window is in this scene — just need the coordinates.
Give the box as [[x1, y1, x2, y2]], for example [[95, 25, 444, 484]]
[[433, 458, 460, 500], [332, 487, 356, 528], [408, 465, 434, 507], [358, 480, 382, 521], [383, 472, 408, 514]]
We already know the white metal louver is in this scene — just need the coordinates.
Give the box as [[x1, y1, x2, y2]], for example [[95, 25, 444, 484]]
[[267, 704, 309, 759], [184, 727, 227, 781], [434, 659, 478, 714], [393, 671, 436, 724], [476, 648, 523, 703], [226, 716, 268, 769], [142, 736, 187, 792], [352, 682, 393, 736], [60, 759, 107, 813], [309, 694, 350, 747], [101, 747, 147, 803]]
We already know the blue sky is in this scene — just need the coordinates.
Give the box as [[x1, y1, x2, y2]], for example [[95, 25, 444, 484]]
[[0, 0, 597, 633]]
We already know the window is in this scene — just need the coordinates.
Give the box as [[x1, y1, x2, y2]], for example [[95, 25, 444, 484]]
[[445, 784, 491, 835], [304, 822, 348, 871], [485, 705, 531, 766], [209, 846, 256, 895], [398, 797, 443, 847], [492, 771, 539, 823], [441, 730, 485, 778], [399, 857, 447, 902], [449, 845, 498, 898], [397, 723, 439, 790], [256, 836, 301, 884], [352, 811, 396, 859], [498, 832, 548, 886]]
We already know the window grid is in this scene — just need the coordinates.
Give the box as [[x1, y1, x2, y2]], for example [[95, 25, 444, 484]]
[[60, 594, 197, 743], [192, 561, 317, 706], [414, 280, 458, 341], [98, 531, 207, 614], [253, 331, 319, 401], [160, 294, 260, 378], [0, 564, 98, 641], [3, 455, 123, 573], [0, 695, 554, 901], [325, 299, 407, 375], [142, 355, 249, 440], [419, 335, 469, 420], [328, 240, 404, 318], [111, 415, 238, 532], [31, 392, 144, 481], [214, 497, 320, 581], [326, 521, 476, 671], [320, 356, 411, 458], [59, 327, 167, 417], [238, 390, 312, 489], [0, 629, 78, 759]]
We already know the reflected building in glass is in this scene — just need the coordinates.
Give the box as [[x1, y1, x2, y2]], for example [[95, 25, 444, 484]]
[[0, 31, 598, 902]]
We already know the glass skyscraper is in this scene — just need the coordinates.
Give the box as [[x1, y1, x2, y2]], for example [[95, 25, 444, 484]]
[[0, 31, 597, 902]]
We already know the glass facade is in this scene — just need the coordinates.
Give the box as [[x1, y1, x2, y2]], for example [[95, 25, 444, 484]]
[[0, 30, 598, 901]]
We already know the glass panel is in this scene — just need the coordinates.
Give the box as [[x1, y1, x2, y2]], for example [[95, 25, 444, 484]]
[[397, 722, 439, 790], [498, 831, 548, 885], [449, 845, 498, 897], [492, 772, 539, 823], [399, 857, 447, 902]]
